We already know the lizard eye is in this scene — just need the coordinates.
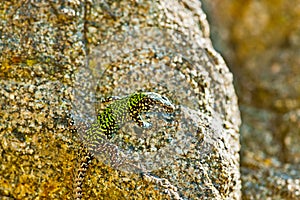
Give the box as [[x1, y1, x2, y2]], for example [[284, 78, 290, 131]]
[[160, 96, 170, 104]]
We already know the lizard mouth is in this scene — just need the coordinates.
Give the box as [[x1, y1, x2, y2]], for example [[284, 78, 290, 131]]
[[151, 103, 176, 114]]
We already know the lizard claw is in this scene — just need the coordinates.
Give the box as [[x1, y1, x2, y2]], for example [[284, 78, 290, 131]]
[[142, 121, 152, 129]]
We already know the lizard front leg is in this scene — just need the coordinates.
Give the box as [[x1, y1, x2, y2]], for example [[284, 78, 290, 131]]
[[130, 113, 153, 129]]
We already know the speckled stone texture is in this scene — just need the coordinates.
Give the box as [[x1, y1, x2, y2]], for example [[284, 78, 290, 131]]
[[0, 0, 241, 199]]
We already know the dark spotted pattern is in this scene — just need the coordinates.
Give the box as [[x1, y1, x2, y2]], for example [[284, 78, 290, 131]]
[[73, 92, 175, 199]]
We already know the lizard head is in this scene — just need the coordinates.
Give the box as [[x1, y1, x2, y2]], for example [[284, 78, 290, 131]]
[[141, 92, 175, 113], [125, 92, 175, 128]]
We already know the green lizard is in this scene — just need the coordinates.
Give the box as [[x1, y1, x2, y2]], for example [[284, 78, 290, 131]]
[[73, 92, 175, 199]]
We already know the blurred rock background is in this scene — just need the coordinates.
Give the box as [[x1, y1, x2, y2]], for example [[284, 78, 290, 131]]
[[202, 0, 300, 199]]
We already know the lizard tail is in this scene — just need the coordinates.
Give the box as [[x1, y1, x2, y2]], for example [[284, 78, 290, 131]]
[[73, 148, 94, 200]]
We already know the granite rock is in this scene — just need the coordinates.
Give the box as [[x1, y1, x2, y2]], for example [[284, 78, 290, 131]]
[[0, 0, 241, 199]]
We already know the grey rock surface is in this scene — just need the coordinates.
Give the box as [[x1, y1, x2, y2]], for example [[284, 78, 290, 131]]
[[0, 0, 241, 199]]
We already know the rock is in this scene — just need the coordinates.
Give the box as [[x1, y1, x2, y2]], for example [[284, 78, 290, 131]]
[[0, 0, 241, 199]]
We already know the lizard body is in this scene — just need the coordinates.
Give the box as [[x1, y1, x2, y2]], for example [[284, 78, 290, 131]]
[[73, 92, 175, 199]]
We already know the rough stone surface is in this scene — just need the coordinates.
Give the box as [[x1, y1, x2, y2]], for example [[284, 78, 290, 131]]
[[202, 0, 300, 199], [0, 0, 241, 199]]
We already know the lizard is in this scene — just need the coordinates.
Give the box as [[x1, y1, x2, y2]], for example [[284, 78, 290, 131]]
[[73, 92, 175, 199]]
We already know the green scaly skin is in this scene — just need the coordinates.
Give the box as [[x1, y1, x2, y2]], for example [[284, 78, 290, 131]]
[[73, 92, 175, 199]]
